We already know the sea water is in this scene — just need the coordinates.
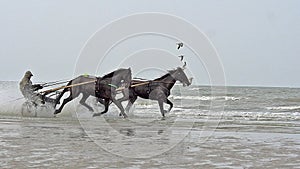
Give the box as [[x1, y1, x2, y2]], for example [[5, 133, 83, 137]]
[[0, 81, 299, 168]]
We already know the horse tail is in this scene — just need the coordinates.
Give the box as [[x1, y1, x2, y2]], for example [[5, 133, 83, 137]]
[[55, 80, 72, 106]]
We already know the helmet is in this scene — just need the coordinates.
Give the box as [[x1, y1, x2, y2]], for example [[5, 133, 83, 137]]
[[25, 71, 33, 77]]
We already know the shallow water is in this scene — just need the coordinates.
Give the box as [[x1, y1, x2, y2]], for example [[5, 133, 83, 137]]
[[0, 81, 300, 168], [0, 116, 299, 168]]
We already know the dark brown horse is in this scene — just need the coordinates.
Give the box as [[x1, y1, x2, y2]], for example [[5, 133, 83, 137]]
[[123, 67, 191, 117], [54, 68, 131, 118]]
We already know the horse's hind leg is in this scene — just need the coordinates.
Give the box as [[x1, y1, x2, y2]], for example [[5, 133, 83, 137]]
[[79, 94, 93, 112], [55, 95, 73, 114], [125, 95, 137, 113]]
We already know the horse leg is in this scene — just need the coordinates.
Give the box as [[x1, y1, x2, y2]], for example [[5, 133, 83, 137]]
[[54, 83, 70, 107], [111, 97, 128, 118], [158, 99, 167, 118], [118, 88, 130, 102], [100, 99, 110, 114], [125, 95, 137, 113], [165, 99, 173, 112], [54, 94, 73, 114], [79, 94, 93, 112], [97, 98, 105, 105], [117, 96, 129, 103], [93, 98, 109, 117]]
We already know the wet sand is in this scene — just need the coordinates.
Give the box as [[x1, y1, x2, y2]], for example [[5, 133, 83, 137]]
[[0, 115, 299, 169]]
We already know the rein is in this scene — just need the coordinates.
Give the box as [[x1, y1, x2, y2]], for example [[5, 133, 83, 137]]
[[115, 80, 176, 91], [131, 80, 175, 86], [39, 78, 175, 94], [41, 79, 70, 87], [39, 80, 96, 95]]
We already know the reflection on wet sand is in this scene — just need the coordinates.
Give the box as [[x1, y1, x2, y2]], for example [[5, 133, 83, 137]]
[[119, 128, 135, 137]]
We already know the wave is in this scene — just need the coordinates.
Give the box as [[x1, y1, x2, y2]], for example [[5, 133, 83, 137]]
[[170, 95, 241, 101], [188, 87, 201, 91], [173, 110, 300, 120], [266, 106, 300, 111]]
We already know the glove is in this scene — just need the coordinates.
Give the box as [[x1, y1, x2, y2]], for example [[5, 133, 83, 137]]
[[33, 84, 43, 90]]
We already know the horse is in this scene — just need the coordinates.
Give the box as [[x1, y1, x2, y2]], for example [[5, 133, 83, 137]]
[[123, 67, 191, 117], [54, 68, 132, 118], [92, 68, 132, 117]]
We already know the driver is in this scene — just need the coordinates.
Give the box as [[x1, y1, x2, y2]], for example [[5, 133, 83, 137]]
[[19, 71, 56, 105]]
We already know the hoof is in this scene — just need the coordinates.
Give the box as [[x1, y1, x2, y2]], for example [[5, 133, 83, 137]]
[[161, 116, 166, 120], [161, 110, 167, 118]]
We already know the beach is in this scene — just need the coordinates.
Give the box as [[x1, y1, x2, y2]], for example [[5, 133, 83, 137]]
[[0, 82, 299, 168], [0, 115, 299, 168]]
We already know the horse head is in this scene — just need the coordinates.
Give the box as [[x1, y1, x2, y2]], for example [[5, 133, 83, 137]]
[[169, 67, 191, 86]]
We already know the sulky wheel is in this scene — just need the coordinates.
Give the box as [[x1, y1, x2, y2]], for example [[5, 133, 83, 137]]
[[21, 101, 37, 117]]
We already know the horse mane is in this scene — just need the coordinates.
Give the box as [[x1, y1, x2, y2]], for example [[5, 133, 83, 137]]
[[102, 68, 128, 79], [154, 73, 170, 81], [154, 68, 178, 81]]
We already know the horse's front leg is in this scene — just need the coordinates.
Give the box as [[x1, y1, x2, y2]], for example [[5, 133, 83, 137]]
[[166, 99, 173, 112], [117, 88, 130, 103], [158, 99, 167, 118], [79, 94, 93, 112], [111, 97, 128, 118], [97, 98, 105, 105], [157, 93, 169, 118], [93, 98, 109, 117]]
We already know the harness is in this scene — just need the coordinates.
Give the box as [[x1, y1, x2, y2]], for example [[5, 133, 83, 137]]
[[107, 83, 118, 89], [139, 80, 171, 96], [95, 77, 119, 98], [147, 83, 151, 94]]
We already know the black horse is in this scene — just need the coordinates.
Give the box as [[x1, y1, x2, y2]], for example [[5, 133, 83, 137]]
[[54, 68, 131, 118], [123, 67, 191, 117]]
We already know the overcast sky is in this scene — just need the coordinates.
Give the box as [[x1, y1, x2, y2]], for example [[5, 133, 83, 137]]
[[0, 0, 299, 87]]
